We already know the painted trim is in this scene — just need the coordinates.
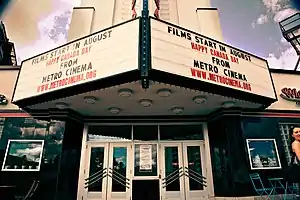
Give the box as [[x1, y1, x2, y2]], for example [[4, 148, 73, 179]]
[[0, 66, 20, 70], [203, 123, 215, 197], [196, 8, 218, 11], [73, 7, 95, 10], [3, 108, 300, 123], [86, 121, 206, 126], [266, 59, 278, 102], [77, 124, 88, 200], [0, 112, 31, 117]]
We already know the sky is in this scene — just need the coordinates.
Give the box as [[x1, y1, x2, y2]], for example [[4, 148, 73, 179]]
[[0, 0, 299, 70], [9, 141, 43, 162]]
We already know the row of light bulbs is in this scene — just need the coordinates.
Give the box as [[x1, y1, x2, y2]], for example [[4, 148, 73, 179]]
[[54, 88, 236, 114]]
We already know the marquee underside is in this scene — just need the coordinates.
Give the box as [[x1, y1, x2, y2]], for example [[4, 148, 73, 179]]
[[26, 81, 261, 117]]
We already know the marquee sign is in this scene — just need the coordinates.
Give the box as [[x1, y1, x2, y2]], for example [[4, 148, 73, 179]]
[[12, 19, 140, 102], [280, 87, 300, 105], [150, 18, 276, 100]]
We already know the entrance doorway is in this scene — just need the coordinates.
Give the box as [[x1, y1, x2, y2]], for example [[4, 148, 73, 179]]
[[132, 180, 160, 200], [81, 141, 207, 200], [160, 142, 207, 200], [83, 142, 132, 200]]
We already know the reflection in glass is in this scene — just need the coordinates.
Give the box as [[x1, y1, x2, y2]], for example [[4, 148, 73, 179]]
[[133, 126, 158, 141], [165, 147, 180, 191], [0, 117, 66, 200], [88, 125, 132, 141], [111, 147, 127, 192], [88, 147, 105, 192], [246, 139, 280, 169], [2, 140, 44, 171], [134, 144, 157, 176], [0, 118, 4, 140], [160, 125, 203, 140], [187, 146, 203, 190]]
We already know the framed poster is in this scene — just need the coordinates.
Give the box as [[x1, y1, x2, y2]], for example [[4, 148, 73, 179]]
[[1, 140, 44, 171], [246, 139, 281, 170], [139, 144, 153, 172]]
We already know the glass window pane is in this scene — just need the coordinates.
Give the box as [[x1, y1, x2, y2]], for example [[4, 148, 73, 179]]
[[281, 14, 300, 27], [88, 125, 132, 141], [133, 126, 158, 141], [186, 146, 203, 190], [160, 125, 203, 140], [88, 147, 105, 192], [111, 147, 127, 192], [134, 144, 157, 176], [164, 147, 180, 191]]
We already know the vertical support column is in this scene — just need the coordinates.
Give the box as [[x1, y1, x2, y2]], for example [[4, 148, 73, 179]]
[[203, 123, 215, 198], [67, 7, 95, 42], [77, 124, 89, 200], [56, 118, 84, 200], [196, 8, 224, 41], [139, 0, 150, 89]]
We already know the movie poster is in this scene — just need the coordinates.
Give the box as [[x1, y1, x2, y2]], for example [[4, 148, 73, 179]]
[[139, 144, 152, 171], [1, 140, 44, 171], [246, 139, 281, 170]]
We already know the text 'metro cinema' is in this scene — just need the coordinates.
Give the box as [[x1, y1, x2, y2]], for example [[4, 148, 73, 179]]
[[2, 0, 300, 200]]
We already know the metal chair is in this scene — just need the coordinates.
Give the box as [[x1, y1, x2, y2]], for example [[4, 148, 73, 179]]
[[249, 173, 275, 200], [285, 183, 299, 199]]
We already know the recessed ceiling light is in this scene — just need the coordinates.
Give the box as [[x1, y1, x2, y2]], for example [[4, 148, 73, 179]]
[[139, 99, 153, 107], [170, 107, 184, 114], [118, 89, 133, 98], [108, 107, 121, 114], [222, 101, 235, 108], [55, 102, 69, 109], [193, 96, 207, 104], [84, 96, 97, 104], [157, 88, 172, 97]]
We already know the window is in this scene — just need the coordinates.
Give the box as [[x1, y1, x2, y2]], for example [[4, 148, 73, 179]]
[[279, 124, 292, 163]]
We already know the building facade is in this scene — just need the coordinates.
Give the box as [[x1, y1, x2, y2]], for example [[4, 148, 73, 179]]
[[0, 1, 299, 200]]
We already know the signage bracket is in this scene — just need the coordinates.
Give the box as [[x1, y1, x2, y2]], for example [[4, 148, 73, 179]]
[[139, 0, 151, 89]]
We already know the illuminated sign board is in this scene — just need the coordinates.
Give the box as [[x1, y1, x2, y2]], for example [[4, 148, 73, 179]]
[[150, 18, 276, 99], [13, 19, 140, 102]]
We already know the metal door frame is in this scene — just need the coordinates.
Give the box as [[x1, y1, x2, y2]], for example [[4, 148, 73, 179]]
[[84, 142, 110, 200], [77, 122, 215, 200], [82, 142, 133, 200], [160, 141, 207, 200]]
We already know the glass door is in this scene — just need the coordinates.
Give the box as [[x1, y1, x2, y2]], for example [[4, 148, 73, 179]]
[[84, 143, 109, 200], [160, 142, 207, 200], [84, 142, 132, 200], [182, 142, 207, 199], [160, 143, 185, 200], [106, 143, 132, 200]]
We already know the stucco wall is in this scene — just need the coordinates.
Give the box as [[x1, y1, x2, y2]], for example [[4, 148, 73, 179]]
[[0, 67, 20, 110], [268, 71, 300, 111], [69, 0, 223, 42]]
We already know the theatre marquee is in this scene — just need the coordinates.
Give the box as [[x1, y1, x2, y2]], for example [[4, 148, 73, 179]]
[[150, 18, 276, 100], [12, 19, 140, 102]]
